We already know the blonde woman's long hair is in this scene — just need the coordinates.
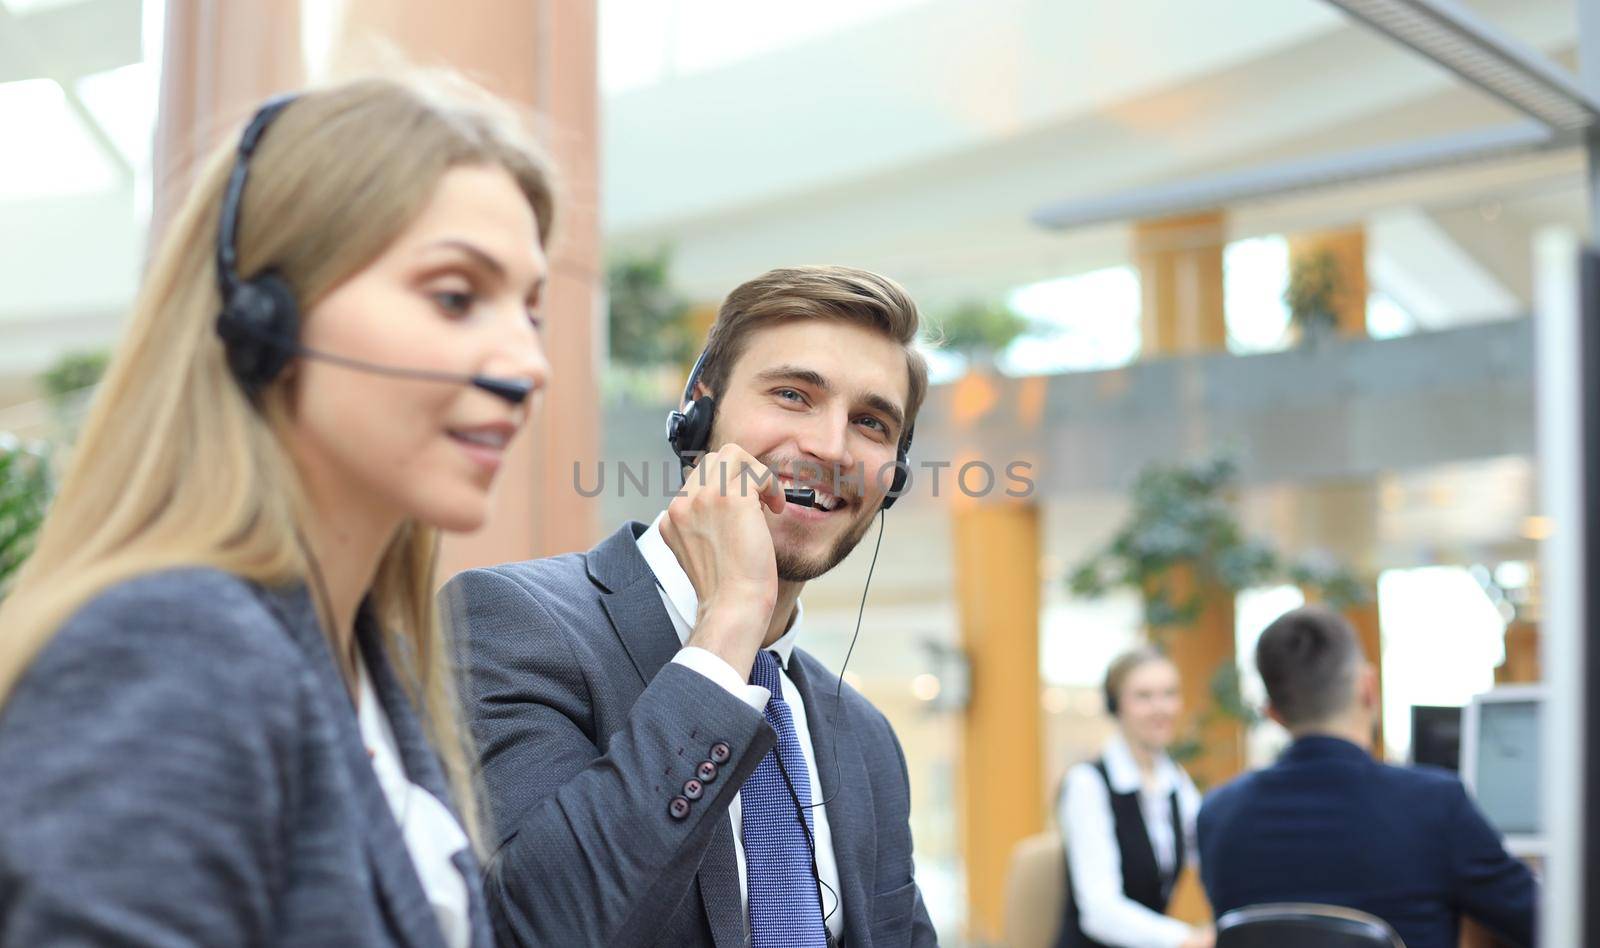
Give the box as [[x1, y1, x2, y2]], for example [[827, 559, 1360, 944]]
[[0, 74, 555, 849]]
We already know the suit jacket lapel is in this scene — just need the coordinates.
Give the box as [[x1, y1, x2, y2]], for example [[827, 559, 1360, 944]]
[[788, 651, 876, 947], [255, 583, 446, 948], [589, 521, 683, 688]]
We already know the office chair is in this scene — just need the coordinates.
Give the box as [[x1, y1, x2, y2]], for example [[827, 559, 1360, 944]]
[[1216, 903, 1405, 948], [1001, 830, 1064, 948]]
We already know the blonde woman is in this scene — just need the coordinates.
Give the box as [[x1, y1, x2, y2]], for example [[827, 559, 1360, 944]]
[[0, 76, 552, 947], [1057, 647, 1212, 948]]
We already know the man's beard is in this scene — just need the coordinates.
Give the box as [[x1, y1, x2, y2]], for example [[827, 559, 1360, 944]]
[[733, 445, 879, 582], [774, 503, 877, 582]]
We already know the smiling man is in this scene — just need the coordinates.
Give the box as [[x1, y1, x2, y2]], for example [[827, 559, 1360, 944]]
[[443, 266, 938, 948]]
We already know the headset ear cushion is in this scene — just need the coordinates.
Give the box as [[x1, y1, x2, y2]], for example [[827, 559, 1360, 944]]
[[669, 394, 717, 468], [218, 273, 299, 396], [880, 448, 909, 511]]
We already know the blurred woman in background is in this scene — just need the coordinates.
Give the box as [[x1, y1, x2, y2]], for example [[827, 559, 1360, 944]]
[[1058, 647, 1212, 948], [0, 74, 552, 947]]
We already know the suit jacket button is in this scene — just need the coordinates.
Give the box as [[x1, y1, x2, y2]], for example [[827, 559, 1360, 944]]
[[709, 741, 732, 764], [683, 779, 704, 801], [697, 761, 718, 783], [669, 796, 691, 820]]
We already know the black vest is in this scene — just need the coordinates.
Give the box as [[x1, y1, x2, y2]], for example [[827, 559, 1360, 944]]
[[1055, 759, 1186, 948]]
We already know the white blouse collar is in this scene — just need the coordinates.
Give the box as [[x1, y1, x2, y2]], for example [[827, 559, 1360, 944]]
[[1101, 731, 1183, 797]]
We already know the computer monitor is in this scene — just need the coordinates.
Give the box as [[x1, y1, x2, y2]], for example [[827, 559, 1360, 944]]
[[1460, 685, 1544, 858], [1409, 705, 1463, 772]]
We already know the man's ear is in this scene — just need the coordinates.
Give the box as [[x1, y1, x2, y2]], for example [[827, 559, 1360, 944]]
[[1359, 663, 1380, 710], [691, 380, 712, 401]]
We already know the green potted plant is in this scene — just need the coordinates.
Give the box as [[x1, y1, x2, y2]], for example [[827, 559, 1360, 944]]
[[36, 348, 110, 443], [1286, 555, 1368, 611], [927, 300, 1030, 369], [1068, 457, 1279, 626], [0, 436, 51, 600], [605, 247, 696, 401], [0, 349, 113, 600], [1284, 249, 1343, 348], [1068, 456, 1365, 781], [38, 350, 110, 408]]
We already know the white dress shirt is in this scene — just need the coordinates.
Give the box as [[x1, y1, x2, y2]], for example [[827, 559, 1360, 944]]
[[357, 657, 472, 948], [1059, 733, 1201, 948], [638, 514, 845, 943]]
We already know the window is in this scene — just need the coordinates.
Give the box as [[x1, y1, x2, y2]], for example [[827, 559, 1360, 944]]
[[1367, 289, 1418, 340], [1377, 566, 1504, 761], [0, 79, 120, 199], [1000, 265, 1142, 376], [1224, 235, 1292, 354]]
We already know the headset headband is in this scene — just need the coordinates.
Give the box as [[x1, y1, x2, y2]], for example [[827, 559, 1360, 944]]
[[216, 94, 298, 300], [681, 346, 711, 405]]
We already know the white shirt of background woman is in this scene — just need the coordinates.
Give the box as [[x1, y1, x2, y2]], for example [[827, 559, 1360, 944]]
[[1059, 732, 1201, 948]]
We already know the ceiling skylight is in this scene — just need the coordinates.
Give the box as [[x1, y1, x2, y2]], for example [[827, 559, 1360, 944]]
[[0, 77, 120, 198]]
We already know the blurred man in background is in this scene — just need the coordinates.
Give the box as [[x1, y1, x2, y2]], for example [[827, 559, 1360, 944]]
[[1197, 606, 1537, 948]]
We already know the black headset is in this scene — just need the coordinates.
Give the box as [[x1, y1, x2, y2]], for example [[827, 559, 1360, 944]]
[[665, 346, 913, 510], [214, 95, 533, 406]]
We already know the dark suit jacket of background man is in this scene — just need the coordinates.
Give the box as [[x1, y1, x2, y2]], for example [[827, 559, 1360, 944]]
[[442, 522, 937, 947], [1198, 735, 1537, 948]]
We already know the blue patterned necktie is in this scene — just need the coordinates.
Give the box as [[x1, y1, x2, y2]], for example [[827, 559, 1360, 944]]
[[743, 650, 828, 948]]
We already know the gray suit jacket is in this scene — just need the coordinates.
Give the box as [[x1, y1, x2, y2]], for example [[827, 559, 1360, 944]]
[[0, 567, 494, 948], [442, 521, 937, 948]]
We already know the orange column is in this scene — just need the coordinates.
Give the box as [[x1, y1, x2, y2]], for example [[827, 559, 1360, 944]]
[[1164, 569, 1219, 927], [1287, 227, 1369, 338], [1496, 621, 1542, 684], [953, 502, 1043, 945], [151, 0, 304, 250], [1152, 564, 1242, 788], [1132, 212, 1228, 356], [1343, 600, 1386, 754], [336, 0, 603, 575]]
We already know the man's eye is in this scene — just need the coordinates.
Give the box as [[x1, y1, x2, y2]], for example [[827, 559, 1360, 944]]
[[776, 389, 805, 403], [858, 416, 888, 434]]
